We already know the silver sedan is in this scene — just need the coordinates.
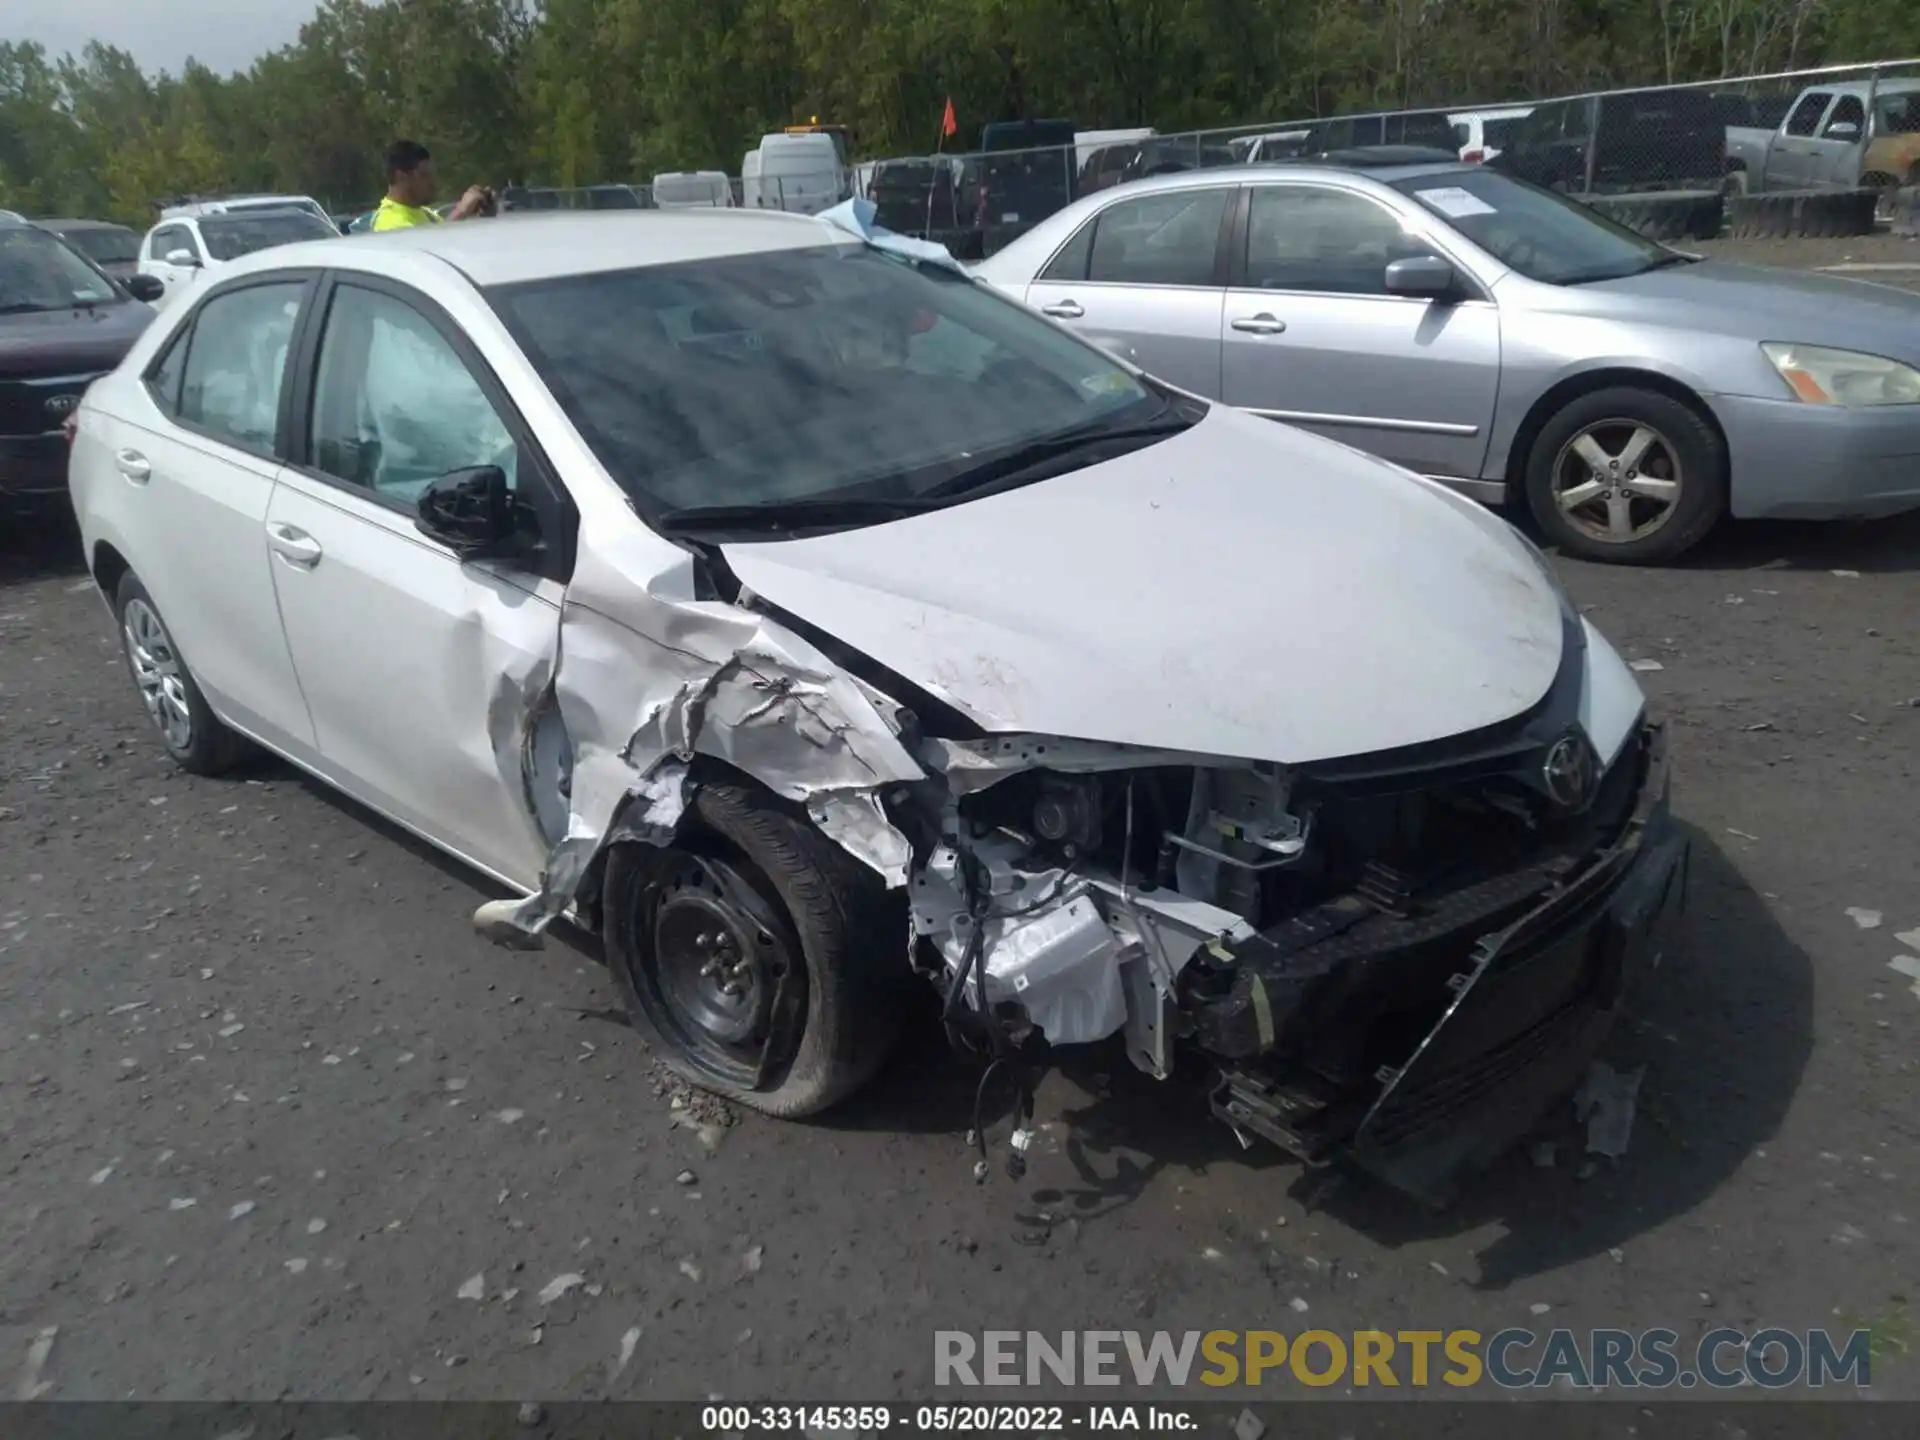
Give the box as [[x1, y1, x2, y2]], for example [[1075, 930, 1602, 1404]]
[[974, 159, 1920, 563]]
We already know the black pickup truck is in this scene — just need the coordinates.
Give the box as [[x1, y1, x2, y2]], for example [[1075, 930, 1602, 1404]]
[[1, 217, 159, 512], [1491, 89, 1728, 193], [971, 119, 1079, 254]]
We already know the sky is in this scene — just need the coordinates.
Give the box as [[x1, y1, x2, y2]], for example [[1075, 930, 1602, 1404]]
[[1, 0, 313, 76]]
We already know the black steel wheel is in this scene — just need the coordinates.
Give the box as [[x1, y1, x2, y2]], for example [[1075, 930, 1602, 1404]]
[[637, 851, 804, 1090], [604, 782, 906, 1117]]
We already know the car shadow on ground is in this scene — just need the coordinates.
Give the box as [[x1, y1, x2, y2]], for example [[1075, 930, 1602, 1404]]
[[0, 510, 89, 586], [843, 825, 1813, 1286], [1674, 510, 1920, 575], [1290, 824, 1810, 1287], [1506, 501, 1920, 576]]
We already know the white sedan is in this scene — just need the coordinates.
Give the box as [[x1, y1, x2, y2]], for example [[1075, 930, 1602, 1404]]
[[70, 210, 1683, 1199]]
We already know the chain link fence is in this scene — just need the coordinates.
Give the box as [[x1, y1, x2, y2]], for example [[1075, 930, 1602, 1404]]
[[328, 60, 1920, 246], [846, 57, 1920, 256]]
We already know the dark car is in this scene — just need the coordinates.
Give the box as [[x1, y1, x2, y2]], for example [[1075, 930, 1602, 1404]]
[[1295, 111, 1461, 156], [1117, 137, 1240, 181], [0, 218, 157, 511], [1491, 89, 1727, 193], [32, 218, 143, 284], [869, 158, 964, 233], [972, 118, 1078, 254]]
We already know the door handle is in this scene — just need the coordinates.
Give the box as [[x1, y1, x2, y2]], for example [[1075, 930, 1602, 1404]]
[[114, 449, 151, 483], [1231, 314, 1287, 335], [1040, 299, 1084, 319], [266, 523, 323, 569]]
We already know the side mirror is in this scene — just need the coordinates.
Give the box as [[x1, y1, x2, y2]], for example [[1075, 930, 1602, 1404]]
[[1384, 254, 1459, 299], [1826, 121, 1861, 140], [414, 465, 533, 560], [125, 273, 165, 303], [164, 248, 200, 267]]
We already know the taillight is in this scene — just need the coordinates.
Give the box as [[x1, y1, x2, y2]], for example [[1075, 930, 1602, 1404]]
[[63, 412, 79, 445], [1463, 148, 1485, 164]]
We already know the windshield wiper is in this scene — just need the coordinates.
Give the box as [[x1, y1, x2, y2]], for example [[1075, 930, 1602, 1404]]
[[916, 405, 1199, 502], [653, 495, 934, 536], [0, 302, 55, 315]]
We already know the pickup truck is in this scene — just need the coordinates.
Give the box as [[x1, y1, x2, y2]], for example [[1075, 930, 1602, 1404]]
[[1724, 78, 1920, 194]]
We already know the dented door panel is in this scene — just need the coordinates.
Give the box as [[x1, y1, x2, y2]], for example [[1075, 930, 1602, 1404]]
[[264, 470, 561, 888]]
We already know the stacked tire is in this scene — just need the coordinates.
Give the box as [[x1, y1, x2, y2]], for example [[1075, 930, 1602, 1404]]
[[1725, 187, 1878, 239], [1580, 190, 1724, 242]]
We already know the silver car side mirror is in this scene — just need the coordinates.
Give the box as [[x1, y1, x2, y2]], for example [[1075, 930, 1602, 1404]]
[[1384, 254, 1458, 298]]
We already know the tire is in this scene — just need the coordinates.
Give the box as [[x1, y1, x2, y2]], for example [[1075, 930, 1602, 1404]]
[[1586, 189, 1724, 241], [1722, 167, 1750, 199], [1523, 386, 1727, 565], [114, 573, 253, 775], [603, 781, 906, 1118], [1893, 185, 1920, 239], [1726, 187, 1878, 239]]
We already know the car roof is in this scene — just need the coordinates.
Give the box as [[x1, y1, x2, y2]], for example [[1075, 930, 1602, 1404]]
[[33, 217, 133, 232], [221, 210, 859, 288], [1072, 158, 1476, 199]]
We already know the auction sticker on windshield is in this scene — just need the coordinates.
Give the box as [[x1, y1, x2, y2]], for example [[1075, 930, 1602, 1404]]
[[1415, 187, 1497, 218]]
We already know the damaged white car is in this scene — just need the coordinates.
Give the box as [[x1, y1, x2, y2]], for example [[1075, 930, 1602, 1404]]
[[69, 207, 1687, 1202]]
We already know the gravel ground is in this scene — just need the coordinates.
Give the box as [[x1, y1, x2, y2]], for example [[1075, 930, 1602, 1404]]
[[3, 267, 1918, 1400]]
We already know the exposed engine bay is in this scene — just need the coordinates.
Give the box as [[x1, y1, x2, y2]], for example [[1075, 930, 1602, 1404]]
[[895, 714, 1675, 1200]]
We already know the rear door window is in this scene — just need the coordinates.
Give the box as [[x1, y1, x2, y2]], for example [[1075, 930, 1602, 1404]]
[[176, 282, 305, 454], [1084, 188, 1230, 286]]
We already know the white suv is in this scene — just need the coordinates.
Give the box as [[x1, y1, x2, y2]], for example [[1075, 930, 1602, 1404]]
[[138, 207, 340, 308]]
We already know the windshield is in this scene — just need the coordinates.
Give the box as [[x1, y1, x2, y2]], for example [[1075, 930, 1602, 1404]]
[[488, 245, 1166, 528], [199, 212, 338, 261], [0, 226, 120, 312], [63, 227, 139, 265], [1390, 168, 1671, 284], [222, 198, 329, 224]]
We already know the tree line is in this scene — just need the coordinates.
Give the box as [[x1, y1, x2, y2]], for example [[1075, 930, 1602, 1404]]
[[1, 0, 1914, 223]]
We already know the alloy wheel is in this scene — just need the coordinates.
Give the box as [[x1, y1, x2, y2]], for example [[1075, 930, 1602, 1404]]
[[1550, 419, 1683, 545], [123, 598, 194, 752]]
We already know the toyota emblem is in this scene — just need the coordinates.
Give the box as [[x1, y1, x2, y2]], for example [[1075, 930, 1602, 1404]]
[[1541, 730, 1599, 811], [44, 393, 79, 420]]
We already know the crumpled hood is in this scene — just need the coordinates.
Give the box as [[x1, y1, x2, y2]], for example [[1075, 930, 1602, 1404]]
[[722, 406, 1565, 765]]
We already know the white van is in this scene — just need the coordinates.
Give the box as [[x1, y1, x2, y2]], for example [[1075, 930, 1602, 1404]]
[[752, 132, 846, 216], [741, 151, 766, 208], [1446, 106, 1534, 163], [651, 172, 735, 209]]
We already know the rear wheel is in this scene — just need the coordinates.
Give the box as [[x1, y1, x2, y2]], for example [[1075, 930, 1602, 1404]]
[[1523, 387, 1727, 564], [115, 573, 253, 775], [604, 782, 905, 1117]]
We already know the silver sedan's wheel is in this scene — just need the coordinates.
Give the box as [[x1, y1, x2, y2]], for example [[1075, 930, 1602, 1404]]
[[113, 572, 252, 775], [1550, 420, 1683, 546], [123, 597, 194, 751]]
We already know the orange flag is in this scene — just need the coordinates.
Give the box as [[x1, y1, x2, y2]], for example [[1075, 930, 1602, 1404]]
[[941, 96, 958, 138]]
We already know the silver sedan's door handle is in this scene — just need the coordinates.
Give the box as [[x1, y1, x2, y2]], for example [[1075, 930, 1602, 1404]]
[[266, 523, 323, 569], [1231, 313, 1287, 335], [114, 449, 151, 483], [1040, 299, 1085, 318]]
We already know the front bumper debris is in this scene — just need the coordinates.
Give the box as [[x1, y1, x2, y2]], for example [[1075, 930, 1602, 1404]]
[[1210, 723, 1682, 1203]]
